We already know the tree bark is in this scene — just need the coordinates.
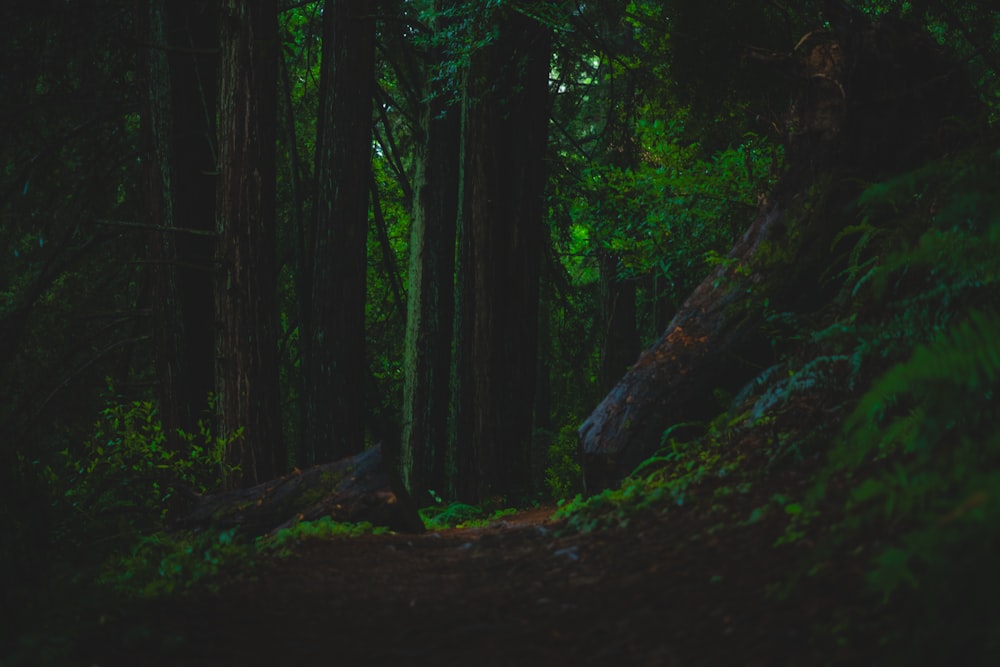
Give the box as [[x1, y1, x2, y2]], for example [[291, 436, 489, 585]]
[[137, 0, 183, 435], [138, 0, 218, 448], [451, 9, 551, 502], [215, 0, 285, 487], [304, 0, 376, 465], [580, 205, 777, 493], [399, 1, 461, 503]]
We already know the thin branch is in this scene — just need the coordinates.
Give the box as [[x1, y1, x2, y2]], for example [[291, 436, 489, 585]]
[[134, 40, 220, 55], [95, 219, 218, 238], [34, 335, 153, 424], [369, 173, 406, 318], [374, 87, 414, 202]]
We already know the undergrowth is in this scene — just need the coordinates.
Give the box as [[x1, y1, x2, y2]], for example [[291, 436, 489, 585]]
[[55, 383, 239, 549], [554, 418, 751, 532], [419, 495, 518, 530], [102, 517, 392, 599], [556, 141, 1000, 662]]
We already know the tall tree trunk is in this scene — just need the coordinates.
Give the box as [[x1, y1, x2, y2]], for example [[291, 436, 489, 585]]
[[215, 0, 284, 487], [169, 0, 218, 435], [533, 270, 554, 479], [399, 1, 460, 503], [140, 0, 218, 449], [137, 0, 183, 434], [303, 0, 376, 465], [451, 9, 551, 502]]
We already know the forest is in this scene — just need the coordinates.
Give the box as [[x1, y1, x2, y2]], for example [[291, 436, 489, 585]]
[[2, 0, 999, 664]]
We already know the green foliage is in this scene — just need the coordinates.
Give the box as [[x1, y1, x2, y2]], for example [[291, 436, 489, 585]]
[[419, 499, 518, 530], [57, 385, 238, 544], [555, 418, 743, 533], [558, 141, 1000, 658], [784, 143, 1000, 659], [261, 516, 390, 556], [841, 310, 1000, 466], [100, 528, 252, 598], [543, 422, 583, 499], [565, 119, 780, 305], [816, 306, 1000, 660], [103, 517, 391, 599]]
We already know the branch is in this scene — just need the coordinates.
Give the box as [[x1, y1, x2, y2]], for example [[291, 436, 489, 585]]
[[369, 174, 406, 318], [95, 219, 218, 238], [34, 335, 153, 425]]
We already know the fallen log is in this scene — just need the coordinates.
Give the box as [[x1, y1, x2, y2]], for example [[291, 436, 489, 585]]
[[175, 444, 425, 536], [579, 204, 777, 494]]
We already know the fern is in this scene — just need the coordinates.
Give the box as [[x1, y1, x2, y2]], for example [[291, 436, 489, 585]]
[[799, 144, 1000, 658], [843, 308, 1000, 465], [821, 307, 1000, 616]]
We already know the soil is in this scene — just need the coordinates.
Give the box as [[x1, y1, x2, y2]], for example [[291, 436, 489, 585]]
[[67, 497, 879, 667]]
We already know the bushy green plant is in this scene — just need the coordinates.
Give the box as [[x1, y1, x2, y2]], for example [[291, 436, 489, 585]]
[[100, 528, 252, 598], [419, 500, 518, 530], [57, 383, 240, 544], [260, 517, 389, 556], [789, 144, 1000, 661], [555, 418, 744, 533], [567, 119, 780, 305], [543, 423, 583, 499], [103, 517, 393, 598]]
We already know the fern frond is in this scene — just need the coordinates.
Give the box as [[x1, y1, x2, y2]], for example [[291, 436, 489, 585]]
[[841, 309, 1000, 467]]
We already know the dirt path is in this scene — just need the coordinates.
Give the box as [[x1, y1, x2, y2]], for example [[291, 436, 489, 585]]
[[73, 503, 870, 666]]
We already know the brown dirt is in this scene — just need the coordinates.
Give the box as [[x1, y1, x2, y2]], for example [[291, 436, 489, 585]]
[[71, 499, 878, 667]]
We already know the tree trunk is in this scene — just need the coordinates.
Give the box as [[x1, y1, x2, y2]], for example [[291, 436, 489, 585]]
[[176, 444, 425, 536], [399, 1, 460, 503], [580, 205, 777, 493], [451, 9, 551, 502], [137, 0, 184, 435], [215, 0, 284, 488], [304, 0, 376, 465], [138, 0, 218, 448]]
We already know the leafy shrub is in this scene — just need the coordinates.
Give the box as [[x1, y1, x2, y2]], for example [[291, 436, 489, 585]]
[[419, 500, 518, 530], [260, 517, 389, 556], [104, 517, 391, 598], [100, 528, 252, 598], [57, 384, 239, 545], [790, 144, 1000, 661], [543, 423, 583, 499], [555, 419, 744, 533]]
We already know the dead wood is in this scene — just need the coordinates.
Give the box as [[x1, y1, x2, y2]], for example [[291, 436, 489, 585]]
[[175, 444, 425, 536]]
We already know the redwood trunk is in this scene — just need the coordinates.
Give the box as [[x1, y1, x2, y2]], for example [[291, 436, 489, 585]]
[[215, 0, 284, 487], [138, 0, 217, 446], [304, 0, 376, 465], [452, 10, 551, 502], [400, 3, 460, 502]]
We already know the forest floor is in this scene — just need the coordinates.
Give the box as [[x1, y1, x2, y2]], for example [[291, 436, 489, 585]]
[[56, 487, 884, 667]]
